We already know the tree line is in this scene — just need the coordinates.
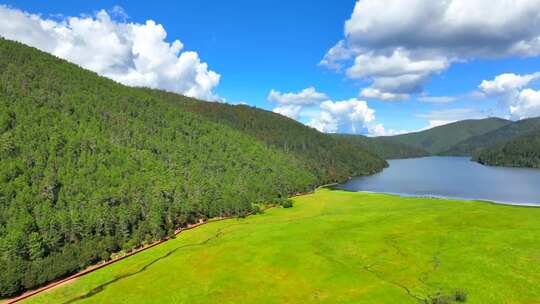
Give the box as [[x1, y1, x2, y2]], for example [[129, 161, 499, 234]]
[[473, 130, 540, 169]]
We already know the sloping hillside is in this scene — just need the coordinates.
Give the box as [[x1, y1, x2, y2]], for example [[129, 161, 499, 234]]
[[444, 117, 540, 156], [473, 130, 540, 168], [382, 118, 511, 154], [333, 134, 429, 159], [0, 38, 386, 297], [147, 90, 387, 181]]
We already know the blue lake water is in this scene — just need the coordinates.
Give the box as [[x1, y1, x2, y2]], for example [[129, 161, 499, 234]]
[[335, 156, 540, 206]]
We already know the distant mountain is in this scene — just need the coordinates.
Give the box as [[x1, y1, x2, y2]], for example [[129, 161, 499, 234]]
[[380, 118, 512, 154], [0, 38, 386, 297], [443, 117, 540, 156], [473, 130, 540, 169], [365, 116, 540, 170], [333, 134, 429, 159]]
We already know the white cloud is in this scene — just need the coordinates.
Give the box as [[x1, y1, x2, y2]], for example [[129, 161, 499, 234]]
[[510, 89, 540, 119], [318, 40, 355, 70], [0, 5, 220, 101], [479, 72, 540, 119], [346, 49, 449, 79], [360, 88, 409, 101], [306, 111, 338, 133], [268, 87, 328, 106], [268, 87, 398, 136], [109, 5, 129, 21], [307, 99, 404, 136], [269, 87, 330, 119], [367, 123, 407, 136], [307, 99, 375, 134], [323, 0, 540, 101], [479, 72, 540, 96], [347, 50, 449, 101], [272, 105, 303, 120]]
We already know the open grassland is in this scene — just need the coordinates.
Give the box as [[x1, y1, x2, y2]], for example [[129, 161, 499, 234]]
[[22, 189, 540, 304]]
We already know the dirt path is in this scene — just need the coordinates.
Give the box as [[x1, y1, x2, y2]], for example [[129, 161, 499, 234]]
[[2, 185, 330, 304], [2, 219, 218, 304]]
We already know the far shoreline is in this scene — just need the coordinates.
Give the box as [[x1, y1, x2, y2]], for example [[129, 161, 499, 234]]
[[334, 156, 540, 207], [330, 187, 540, 208]]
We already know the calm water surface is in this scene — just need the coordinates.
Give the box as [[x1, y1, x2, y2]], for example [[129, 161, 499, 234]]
[[336, 157, 540, 206]]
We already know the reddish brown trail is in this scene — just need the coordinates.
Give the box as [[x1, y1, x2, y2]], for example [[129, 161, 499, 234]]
[[2, 184, 333, 304], [2, 219, 215, 304]]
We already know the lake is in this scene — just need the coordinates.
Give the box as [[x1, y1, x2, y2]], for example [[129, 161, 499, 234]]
[[335, 156, 540, 206]]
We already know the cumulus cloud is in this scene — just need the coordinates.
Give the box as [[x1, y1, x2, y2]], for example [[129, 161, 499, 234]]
[[307, 99, 375, 133], [322, 0, 540, 101], [268, 87, 329, 119], [346, 49, 449, 82], [0, 5, 220, 100], [511, 89, 540, 119], [360, 88, 409, 101], [479, 72, 540, 119], [272, 105, 303, 120], [348, 49, 454, 102], [306, 99, 404, 136], [366, 123, 407, 136], [268, 87, 328, 106], [268, 87, 403, 135], [479, 72, 540, 96]]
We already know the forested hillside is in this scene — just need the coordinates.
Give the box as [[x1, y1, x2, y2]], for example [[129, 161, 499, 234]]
[[332, 134, 429, 159], [147, 90, 387, 182], [473, 130, 540, 168], [382, 118, 511, 154], [0, 39, 386, 297], [443, 117, 540, 156]]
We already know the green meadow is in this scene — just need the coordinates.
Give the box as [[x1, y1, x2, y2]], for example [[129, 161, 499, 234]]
[[24, 189, 540, 304]]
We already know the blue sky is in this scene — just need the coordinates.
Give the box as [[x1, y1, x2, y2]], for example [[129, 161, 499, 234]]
[[2, 1, 540, 135]]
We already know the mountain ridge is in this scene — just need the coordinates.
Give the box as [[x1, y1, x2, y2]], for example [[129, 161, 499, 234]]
[[379, 117, 512, 154], [341, 116, 540, 170], [443, 117, 540, 156], [337, 116, 540, 170], [332, 134, 430, 159]]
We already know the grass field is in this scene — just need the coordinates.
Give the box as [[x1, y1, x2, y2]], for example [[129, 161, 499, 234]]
[[22, 189, 540, 304]]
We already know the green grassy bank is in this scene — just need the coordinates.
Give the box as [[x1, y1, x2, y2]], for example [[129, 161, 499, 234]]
[[23, 189, 540, 304]]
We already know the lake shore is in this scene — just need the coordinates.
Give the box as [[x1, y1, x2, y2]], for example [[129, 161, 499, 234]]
[[336, 156, 540, 206]]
